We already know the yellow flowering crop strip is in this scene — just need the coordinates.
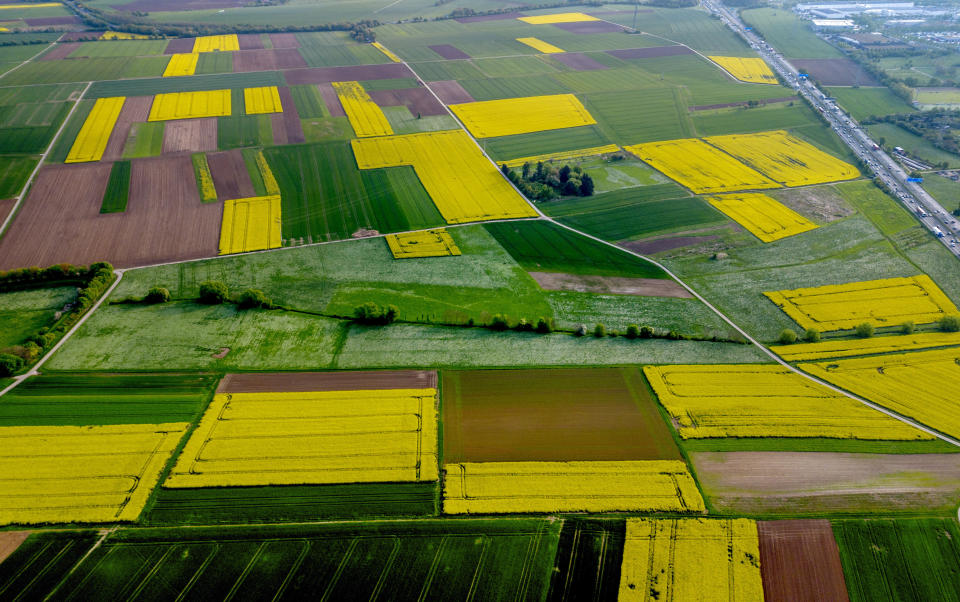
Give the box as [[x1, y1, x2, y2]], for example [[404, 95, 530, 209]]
[[163, 53, 199, 77], [625, 138, 779, 194], [352, 130, 537, 223], [707, 193, 817, 242], [518, 12, 599, 24], [386, 229, 461, 259], [705, 130, 860, 187], [371, 41, 402, 63], [218, 195, 282, 255], [708, 56, 777, 84], [101, 31, 150, 40], [516, 37, 565, 53], [165, 389, 439, 488], [449, 94, 596, 138], [801, 347, 960, 440], [255, 150, 280, 196], [643, 364, 930, 440], [618, 519, 763, 602], [502, 144, 620, 168], [65, 96, 125, 163], [0, 3, 61, 9], [764, 275, 958, 331], [772, 331, 960, 361], [0, 423, 188, 525], [192, 34, 239, 53], [244, 86, 283, 115], [332, 80, 394, 138], [442, 460, 704, 514], [148, 89, 231, 121], [193, 153, 217, 202]]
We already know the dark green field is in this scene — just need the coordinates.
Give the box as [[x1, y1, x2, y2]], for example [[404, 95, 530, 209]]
[[217, 115, 272, 149], [484, 126, 611, 162], [88, 71, 283, 99], [0, 155, 36, 199], [547, 519, 625, 601], [0, 286, 76, 349], [100, 160, 131, 213], [0, 531, 101, 600]]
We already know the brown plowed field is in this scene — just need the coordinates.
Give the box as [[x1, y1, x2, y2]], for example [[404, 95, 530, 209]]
[[608, 45, 692, 59], [0, 531, 30, 565], [236, 33, 262, 50], [163, 38, 195, 55], [277, 86, 304, 143], [39, 43, 80, 61], [551, 52, 609, 71], [621, 235, 719, 254], [429, 44, 470, 60], [102, 95, 151, 162], [691, 451, 960, 514], [115, 0, 246, 11], [207, 149, 254, 201], [284, 63, 413, 85], [269, 33, 299, 48], [161, 117, 217, 154], [60, 31, 102, 42], [428, 80, 474, 104], [218, 370, 438, 393], [789, 58, 879, 86], [317, 82, 345, 116], [232, 49, 306, 73], [758, 520, 849, 602], [0, 158, 221, 269], [529, 271, 692, 298], [369, 87, 446, 116], [442, 368, 680, 462], [0, 198, 14, 223], [454, 12, 524, 23], [270, 114, 288, 145], [553, 21, 624, 33]]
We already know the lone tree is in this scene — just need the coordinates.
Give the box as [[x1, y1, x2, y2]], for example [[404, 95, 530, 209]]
[[778, 328, 798, 344], [939, 314, 960, 332], [804, 327, 820, 342], [855, 322, 875, 338], [238, 289, 271, 309], [144, 286, 171, 304]]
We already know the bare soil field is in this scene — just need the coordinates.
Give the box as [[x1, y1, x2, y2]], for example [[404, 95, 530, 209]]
[[0, 532, 30, 565], [269, 33, 299, 49], [551, 53, 609, 71], [608, 45, 692, 59], [284, 64, 413, 85], [218, 370, 437, 393], [771, 185, 854, 223], [369, 87, 446, 116], [236, 33, 263, 50], [442, 368, 680, 463], [429, 44, 470, 60], [207, 149, 254, 200], [553, 21, 625, 34], [317, 82, 346, 116], [621, 235, 720, 254], [758, 520, 849, 602], [102, 95, 151, 162], [0, 199, 14, 224], [276, 86, 304, 143], [454, 12, 524, 23], [789, 59, 879, 87], [39, 43, 80, 61], [270, 114, 288, 145], [529, 271, 692, 298], [233, 49, 306, 73], [427, 80, 474, 104], [691, 452, 960, 514], [163, 38, 195, 55], [689, 96, 797, 111], [161, 117, 217, 154]]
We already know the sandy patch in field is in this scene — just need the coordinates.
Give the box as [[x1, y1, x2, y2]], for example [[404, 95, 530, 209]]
[[0, 531, 30, 565]]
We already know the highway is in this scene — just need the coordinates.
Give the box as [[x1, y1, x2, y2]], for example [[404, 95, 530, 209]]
[[704, 0, 960, 258]]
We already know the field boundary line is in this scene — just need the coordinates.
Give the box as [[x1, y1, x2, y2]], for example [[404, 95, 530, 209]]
[[0, 39, 59, 82], [43, 527, 115, 602]]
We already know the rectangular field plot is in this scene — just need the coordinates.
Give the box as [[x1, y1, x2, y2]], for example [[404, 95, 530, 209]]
[[771, 331, 960, 361], [386, 229, 460, 258], [193, 34, 240, 53], [709, 56, 777, 84], [65, 96, 124, 163], [443, 460, 704, 514], [0, 423, 187, 525], [516, 37, 565, 53], [764, 275, 958, 331], [165, 387, 439, 488], [0, 286, 75, 349], [518, 12, 599, 24], [219, 194, 282, 255], [644, 365, 929, 440], [449, 94, 596, 138], [618, 519, 763, 601], [242, 85, 282, 114], [163, 52, 198, 77], [547, 519, 626, 601], [707, 192, 817, 243], [332, 80, 393, 137], [758, 520, 849, 602], [148, 89, 231, 121]]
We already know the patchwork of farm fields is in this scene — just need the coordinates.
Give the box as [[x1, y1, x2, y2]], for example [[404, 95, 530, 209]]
[[0, 4, 958, 597]]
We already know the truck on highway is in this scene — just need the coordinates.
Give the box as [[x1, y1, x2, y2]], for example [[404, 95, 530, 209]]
[[934, 226, 944, 238]]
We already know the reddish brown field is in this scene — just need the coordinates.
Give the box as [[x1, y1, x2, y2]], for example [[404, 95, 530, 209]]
[[428, 44, 470, 60], [454, 12, 524, 23], [114, 0, 246, 11], [39, 43, 80, 61], [427, 80, 474, 104], [276, 86, 304, 143], [207, 149, 254, 201], [608, 45, 692, 59], [59, 32, 102, 42], [218, 370, 437, 393], [621, 235, 719, 254], [232, 49, 306, 73], [161, 117, 217, 154], [551, 52, 609, 71], [369, 87, 446, 116], [553, 21, 624, 33], [269, 33, 299, 48], [270, 114, 288, 145], [0, 158, 220, 270], [316, 82, 346, 116], [758, 520, 849, 602], [789, 58, 879, 86], [102, 95, 151, 162], [163, 38, 195, 54], [284, 63, 413, 85], [528, 272, 692, 298], [236, 33, 263, 50], [0, 198, 15, 224], [442, 368, 680, 463], [0, 532, 30, 565]]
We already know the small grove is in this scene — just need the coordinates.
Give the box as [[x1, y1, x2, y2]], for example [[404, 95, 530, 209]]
[[500, 162, 595, 202], [777, 314, 960, 345]]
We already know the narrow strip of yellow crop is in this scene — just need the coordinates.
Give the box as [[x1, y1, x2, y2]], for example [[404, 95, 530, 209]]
[[332, 80, 393, 137], [516, 37, 565, 53], [255, 150, 280, 196], [148, 89, 231, 121], [502, 144, 620, 168], [772, 331, 960, 361], [619, 519, 763, 601], [165, 389, 439, 488], [707, 192, 817, 242], [371, 41, 402, 63], [708, 55, 777, 84], [219, 195, 282, 255], [244, 86, 283, 114], [0, 3, 61, 9], [192, 34, 239, 53], [163, 52, 198, 77], [643, 364, 930, 440], [443, 460, 705, 514], [65, 96, 125, 163], [193, 153, 217, 202], [101, 31, 150, 40], [518, 12, 598, 24], [386, 229, 461, 259], [352, 130, 537, 223], [449, 94, 596, 138]]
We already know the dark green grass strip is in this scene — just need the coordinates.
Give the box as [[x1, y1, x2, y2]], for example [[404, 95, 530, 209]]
[[87, 71, 283, 98], [556, 195, 728, 242], [100, 160, 130, 214]]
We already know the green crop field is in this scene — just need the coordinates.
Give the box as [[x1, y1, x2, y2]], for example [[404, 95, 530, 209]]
[[298, 43, 387, 67], [70, 40, 170, 59], [920, 173, 959, 213], [88, 71, 283, 98], [547, 519, 625, 601], [0, 286, 75, 349], [835, 180, 917, 236], [741, 7, 844, 59], [0, 83, 84, 106], [122, 121, 165, 159], [289, 84, 327, 119], [0, 531, 101, 600], [828, 87, 916, 120], [408, 59, 485, 82], [217, 114, 273, 149], [868, 122, 960, 168], [0, 56, 167, 86], [0, 155, 36, 199], [459, 74, 572, 101], [484, 126, 612, 162], [692, 103, 820, 137], [194, 50, 233, 75], [585, 88, 693, 144], [100, 160, 131, 214]]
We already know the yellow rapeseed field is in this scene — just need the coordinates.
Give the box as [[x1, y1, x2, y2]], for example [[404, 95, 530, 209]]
[[148, 89, 231, 121], [516, 37, 565, 53], [0, 3, 61, 8], [772, 331, 960, 361], [193, 153, 217, 202], [643, 364, 930, 440], [192, 34, 239, 53], [705, 130, 860, 186], [332, 80, 394, 137], [65, 96, 125, 163], [371, 41, 402, 63], [801, 347, 960, 439], [708, 56, 777, 84], [352, 130, 537, 223], [218, 195, 282, 255], [0, 423, 188, 525], [449, 94, 596, 138], [618, 519, 763, 602], [386, 229, 461, 259], [244, 85, 283, 114], [255, 150, 280, 196], [442, 460, 705, 514], [502, 144, 620, 168], [101, 31, 150, 40], [162, 53, 199, 77], [518, 12, 599, 24], [625, 138, 780, 194], [165, 389, 439, 488], [764, 274, 958, 331], [707, 193, 817, 242]]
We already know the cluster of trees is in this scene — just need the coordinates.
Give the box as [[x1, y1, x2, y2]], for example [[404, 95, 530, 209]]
[[869, 110, 960, 160], [777, 314, 960, 344], [141, 280, 273, 309], [500, 162, 595, 201], [353, 302, 398, 325]]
